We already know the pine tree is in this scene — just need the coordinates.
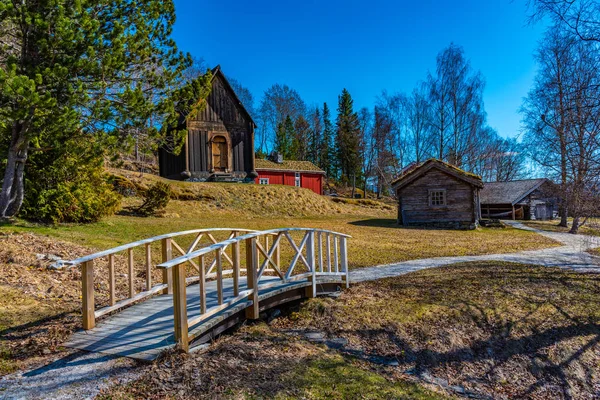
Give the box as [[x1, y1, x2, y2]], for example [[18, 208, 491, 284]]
[[335, 89, 362, 184], [275, 115, 295, 159], [308, 107, 322, 165], [0, 0, 209, 220], [293, 115, 310, 160], [321, 103, 335, 178]]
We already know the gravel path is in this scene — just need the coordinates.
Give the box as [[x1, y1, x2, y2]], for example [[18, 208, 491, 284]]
[[0, 351, 142, 400], [2, 222, 599, 399], [350, 221, 600, 282]]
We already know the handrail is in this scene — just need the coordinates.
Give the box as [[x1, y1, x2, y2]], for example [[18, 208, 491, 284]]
[[157, 228, 351, 270], [157, 227, 351, 352], [71, 228, 259, 330], [67, 228, 258, 266]]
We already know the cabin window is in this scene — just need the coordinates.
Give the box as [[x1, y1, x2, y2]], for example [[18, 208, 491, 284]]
[[259, 178, 269, 185], [295, 172, 301, 187], [429, 189, 446, 206]]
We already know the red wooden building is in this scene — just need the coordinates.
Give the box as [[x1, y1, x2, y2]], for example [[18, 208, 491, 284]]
[[254, 159, 325, 195]]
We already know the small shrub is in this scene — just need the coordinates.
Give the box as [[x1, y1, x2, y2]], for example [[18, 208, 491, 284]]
[[109, 175, 137, 197], [137, 182, 171, 216]]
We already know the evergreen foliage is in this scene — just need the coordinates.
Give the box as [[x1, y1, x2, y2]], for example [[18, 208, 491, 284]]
[[335, 89, 362, 183], [21, 135, 120, 223], [0, 0, 211, 221], [321, 103, 335, 178], [275, 116, 295, 159], [137, 181, 171, 216]]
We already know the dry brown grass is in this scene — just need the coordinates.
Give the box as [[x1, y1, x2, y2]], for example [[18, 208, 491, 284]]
[[524, 218, 600, 237], [99, 323, 449, 400], [274, 262, 600, 399]]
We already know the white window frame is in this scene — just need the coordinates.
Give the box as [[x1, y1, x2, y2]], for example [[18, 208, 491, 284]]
[[294, 172, 301, 187], [259, 178, 269, 185], [428, 189, 446, 207]]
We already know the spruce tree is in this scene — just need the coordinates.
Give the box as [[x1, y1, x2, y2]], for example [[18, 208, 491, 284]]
[[335, 89, 362, 184], [308, 108, 322, 165], [321, 103, 335, 178], [275, 115, 295, 159], [292, 115, 310, 161]]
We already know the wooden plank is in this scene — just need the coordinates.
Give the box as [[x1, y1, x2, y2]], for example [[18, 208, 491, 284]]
[[108, 254, 115, 306], [232, 235, 240, 297], [172, 263, 189, 352], [94, 284, 168, 319], [82, 260, 95, 330], [334, 237, 339, 274], [162, 238, 173, 294], [145, 243, 152, 291], [326, 233, 332, 273], [216, 249, 223, 305], [171, 240, 200, 272], [340, 237, 349, 289], [128, 248, 134, 298], [199, 255, 206, 314], [245, 238, 259, 319]]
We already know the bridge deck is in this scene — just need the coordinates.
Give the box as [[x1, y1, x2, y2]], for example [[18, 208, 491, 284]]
[[65, 276, 337, 361]]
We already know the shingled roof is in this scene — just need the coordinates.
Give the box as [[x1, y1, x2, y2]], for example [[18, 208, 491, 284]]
[[391, 159, 483, 190], [255, 159, 325, 173], [480, 178, 551, 205]]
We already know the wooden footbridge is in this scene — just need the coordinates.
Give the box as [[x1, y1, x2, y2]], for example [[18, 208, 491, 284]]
[[63, 228, 350, 360]]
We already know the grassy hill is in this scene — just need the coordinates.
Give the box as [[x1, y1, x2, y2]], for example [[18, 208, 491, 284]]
[[110, 168, 395, 219]]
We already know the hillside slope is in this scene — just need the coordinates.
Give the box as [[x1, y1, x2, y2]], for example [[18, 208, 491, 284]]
[[111, 169, 395, 218]]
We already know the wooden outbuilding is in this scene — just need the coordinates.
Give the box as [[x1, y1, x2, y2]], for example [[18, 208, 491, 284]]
[[159, 65, 257, 182], [480, 179, 558, 220], [255, 158, 325, 195], [391, 159, 484, 229]]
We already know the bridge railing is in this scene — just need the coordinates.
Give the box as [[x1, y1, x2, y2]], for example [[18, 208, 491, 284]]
[[66, 228, 258, 329], [157, 228, 351, 352]]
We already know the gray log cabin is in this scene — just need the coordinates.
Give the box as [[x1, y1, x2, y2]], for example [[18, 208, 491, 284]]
[[392, 159, 484, 229], [479, 178, 558, 220], [159, 65, 258, 182]]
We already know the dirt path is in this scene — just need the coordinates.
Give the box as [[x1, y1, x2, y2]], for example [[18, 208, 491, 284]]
[[1, 222, 599, 399], [350, 221, 600, 282]]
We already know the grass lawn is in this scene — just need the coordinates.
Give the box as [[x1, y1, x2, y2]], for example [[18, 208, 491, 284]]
[[523, 217, 600, 237], [273, 262, 600, 399], [0, 179, 561, 382], [2, 199, 558, 270]]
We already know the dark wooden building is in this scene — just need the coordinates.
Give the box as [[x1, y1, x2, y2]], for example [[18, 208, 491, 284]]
[[480, 178, 558, 220], [391, 159, 484, 229], [159, 65, 257, 181]]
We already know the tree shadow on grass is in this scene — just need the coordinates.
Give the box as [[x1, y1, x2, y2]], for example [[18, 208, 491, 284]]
[[315, 265, 600, 399]]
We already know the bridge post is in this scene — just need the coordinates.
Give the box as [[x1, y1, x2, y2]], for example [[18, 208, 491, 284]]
[[340, 237, 349, 289], [161, 238, 173, 294], [172, 263, 189, 352], [245, 237, 259, 320], [82, 260, 95, 330], [232, 233, 240, 297], [306, 231, 316, 298]]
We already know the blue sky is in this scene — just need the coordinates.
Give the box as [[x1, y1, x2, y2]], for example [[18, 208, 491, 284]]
[[171, 0, 547, 139]]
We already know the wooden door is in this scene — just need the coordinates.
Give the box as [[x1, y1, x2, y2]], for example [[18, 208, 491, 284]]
[[212, 136, 228, 172]]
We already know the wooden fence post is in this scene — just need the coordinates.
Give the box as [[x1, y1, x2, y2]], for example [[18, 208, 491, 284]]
[[340, 236, 349, 289], [82, 260, 95, 330], [172, 263, 189, 352], [245, 238, 259, 319], [108, 254, 115, 306], [161, 238, 173, 294], [232, 233, 240, 297], [306, 231, 316, 298]]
